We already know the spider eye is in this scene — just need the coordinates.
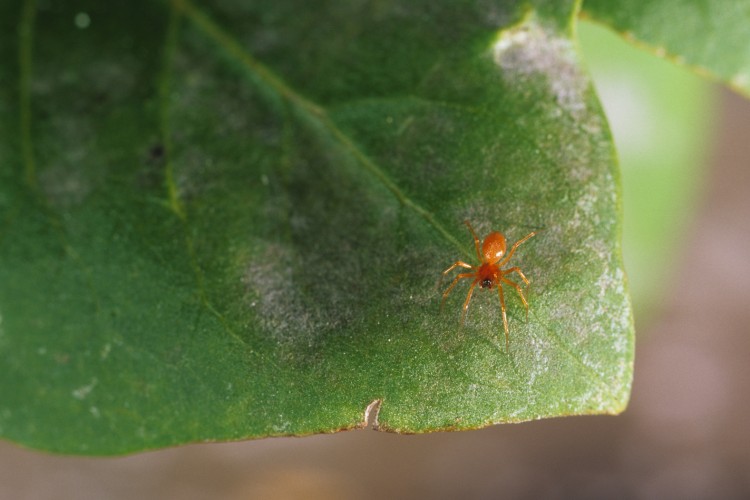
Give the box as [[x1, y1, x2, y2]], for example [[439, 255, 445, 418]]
[[481, 278, 493, 289]]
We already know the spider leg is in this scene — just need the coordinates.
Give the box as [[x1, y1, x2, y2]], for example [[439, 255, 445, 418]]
[[460, 279, 478, 327], [501, 276, 529, 322], [464, 220, 482, 261], [503, 266, 529, 285], [439, 261, 474, 289], [441, 272, 476, 312], [497, 283, 509, 353], [498, 231, 536, 267], [442, 260, 473, 276]]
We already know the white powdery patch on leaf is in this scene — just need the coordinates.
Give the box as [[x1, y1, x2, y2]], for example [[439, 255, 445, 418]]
[[72, 377, 98, 400], [244, 244, 313, 338], [243, 243, 340, 352], [492, 15, 589, 118]]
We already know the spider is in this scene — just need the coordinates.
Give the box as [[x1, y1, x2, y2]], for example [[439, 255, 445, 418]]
[[441, 220, 536, 352]]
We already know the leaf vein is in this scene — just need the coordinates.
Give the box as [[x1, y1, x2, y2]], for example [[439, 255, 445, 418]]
[[16, 0, 104, 316], [160, 3, 258, 354], [158, 6, 186, 220], [174, 0, 468, 256], [19, 0, 37, 189]]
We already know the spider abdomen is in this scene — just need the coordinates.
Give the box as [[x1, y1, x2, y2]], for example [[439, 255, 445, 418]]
[[481, 231, 507, 263]]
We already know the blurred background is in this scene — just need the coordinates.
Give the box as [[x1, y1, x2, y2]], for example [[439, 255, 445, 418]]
[[3, 20, 750, 500]]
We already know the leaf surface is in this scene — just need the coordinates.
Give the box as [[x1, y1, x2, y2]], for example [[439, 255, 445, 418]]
[[0, 0, 633, 454], [582, 0, 750, 96]]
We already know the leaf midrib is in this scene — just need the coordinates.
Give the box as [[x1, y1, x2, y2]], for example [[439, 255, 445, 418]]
[[172, 0, 469, 258]]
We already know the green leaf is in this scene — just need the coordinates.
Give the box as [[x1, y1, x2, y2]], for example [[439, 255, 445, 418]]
[[0, 0, 633, 455], [582, 0, 750, 97]]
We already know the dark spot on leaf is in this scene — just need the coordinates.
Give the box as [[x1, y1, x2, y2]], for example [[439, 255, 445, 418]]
[[148, 143, 165, 162], [136, 143, 166, 190]]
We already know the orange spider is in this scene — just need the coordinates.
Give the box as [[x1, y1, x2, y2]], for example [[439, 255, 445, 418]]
[[441, 220, 536, 352]]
